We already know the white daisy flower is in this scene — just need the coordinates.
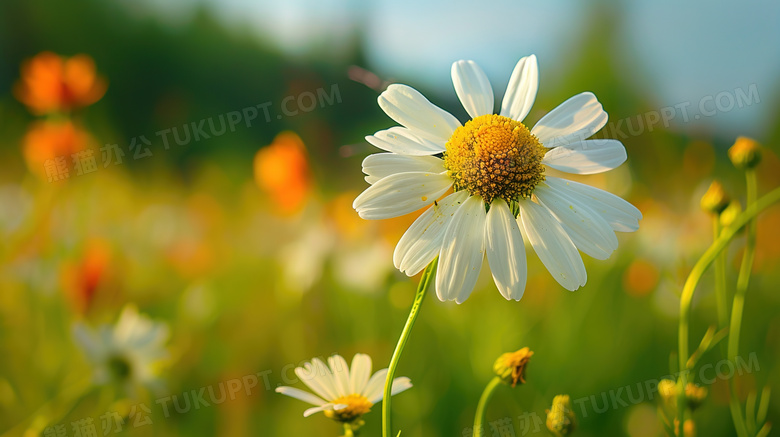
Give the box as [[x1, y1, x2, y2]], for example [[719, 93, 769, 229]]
[[353, 55, 641, 303], [275, 353, 412, 422], [73, 305, 170, 390]]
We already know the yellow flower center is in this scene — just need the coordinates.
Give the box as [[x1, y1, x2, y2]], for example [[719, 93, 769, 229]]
[[323, 394, 373, 422], [444, 114, 546, 204]]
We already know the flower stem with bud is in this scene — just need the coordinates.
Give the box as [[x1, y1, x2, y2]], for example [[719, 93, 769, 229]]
[[727, 168, 758, 437], [473, 377, 502, 437], [678, 183, 780, 437]]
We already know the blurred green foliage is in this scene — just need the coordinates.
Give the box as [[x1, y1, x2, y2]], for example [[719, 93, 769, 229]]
[[0, 1, 779, 436]]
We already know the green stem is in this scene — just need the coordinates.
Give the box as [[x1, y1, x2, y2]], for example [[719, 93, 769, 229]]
[[677, 183, 780, 437], [382, 259, 437, 437], [727, 169, 758, 437], [473, 377, 502, 437], [0, 379, 92, 437], [713, 220, 728, 329]]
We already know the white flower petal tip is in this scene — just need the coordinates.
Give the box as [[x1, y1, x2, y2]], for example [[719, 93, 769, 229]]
[[365, 127, 445, 156], [362, 153, 445, 185], [486, 198, 528, 301], [546, 177, 642, 233], [531, 92, 608, 148], [500, 54, 539, 122], [543, 139, 627, 175], [302, 404, 332, 417], [518, 200, 587, 291], [377, 84, 461, 142], [436, 195, 487, 304], [275, 386, 327, 406], [391, 377, 413, 396], [535, 185, 618, 260], [452, 60, 494, 119], [352, 171, 453, 220]]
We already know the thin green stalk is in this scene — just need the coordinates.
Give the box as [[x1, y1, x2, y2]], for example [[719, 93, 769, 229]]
[[382, 258, 437, 437], [713, 220, 728, 328], [677, 183, 780, 437], [728, 169, 758, 437], [473, 377, 502, 437]]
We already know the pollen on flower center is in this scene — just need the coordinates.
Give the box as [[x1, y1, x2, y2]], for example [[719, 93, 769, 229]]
[[323, 394, 373, 422], [444, 114, 546, 204]]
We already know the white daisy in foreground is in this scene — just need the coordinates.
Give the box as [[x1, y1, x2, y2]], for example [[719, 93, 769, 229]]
[[73, 305, 170, 390], [275, 353, 412, 422], [353, 55, 641, 303]]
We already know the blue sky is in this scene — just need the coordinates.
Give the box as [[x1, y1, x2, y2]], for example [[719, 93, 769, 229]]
[[138, 0, 780, 137]]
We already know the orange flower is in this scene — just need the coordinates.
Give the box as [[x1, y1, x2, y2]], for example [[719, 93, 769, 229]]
[[22, 120, 93, 180], [14, 52, 107, 114], [61, 239, 111, 314], [623, 258, 660, 297], [254, 132, 312, 214]]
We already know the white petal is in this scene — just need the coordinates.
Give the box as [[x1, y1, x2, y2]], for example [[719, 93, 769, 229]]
[[535, 184, 618, 260], [311, 358, 340, 399], [436, 195, 487, 304], [349, 353, 372, 394], [365, 127, 446, 156], [362, 153, 445, 185], [518, 199, 586, 290], [452, 60, 494, 119], [499, 55, 539, 122], [303, 403, 335, 418], [369, 377, 413, 404], [275, 386, 326, 406], [390, 377, 413, 396], [546, 177, 641, 232], [485, 198, 527, 300], [531, 92, 608, 147], [377, 84, 461, 142], [362, 368, 388, 400], [543, 139, 626, 175], [295, 365, 335, 401], [72, 323, 103, 362], [328, 355, 350, 397], [353, 171, 453, 220], [393, 191, 470, 276]]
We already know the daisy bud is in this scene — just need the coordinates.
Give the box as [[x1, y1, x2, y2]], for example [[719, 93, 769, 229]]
[[719, 200, 742, 228], [658, 379, 677, 408], [700, 181, 730, 215], [728, 136, 762, 170], [657, 379, 707, 411], [684, 384, 708, 411], [493, 347, 533, 387], [546, 394, 576, 436]]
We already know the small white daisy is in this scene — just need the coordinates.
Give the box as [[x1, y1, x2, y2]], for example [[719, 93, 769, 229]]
[[73, 305, 170, 390], [275, 353, 412, 422], [353, 55, 641, 303]]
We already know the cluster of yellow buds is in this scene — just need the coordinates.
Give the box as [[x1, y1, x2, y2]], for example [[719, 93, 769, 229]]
[[658, 379, 708, 411], [700, 137, 763, 221]]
